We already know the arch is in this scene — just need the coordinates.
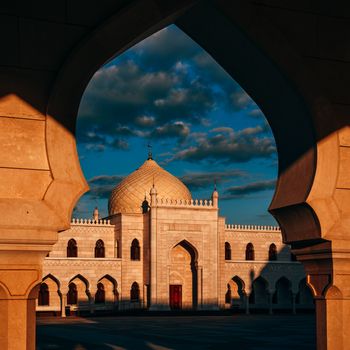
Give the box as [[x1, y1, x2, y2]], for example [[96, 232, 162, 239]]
[[95, 282, 105, 304], [130, 239, 140, 261], [38, 283, 49, 306], [273, 277, 292, 306], [245, 243, 255, 261], [170, 240, 198, 309], [67, 283, 78, 305], [172, 239, 199, 262], [226, 276, 246, 310], [225, 242, 231, 260], [95, 239, 105, 258], [41, 274, 61, 310], [46, 0, 329, 245], [67, 238, 77, 258], [296, 278, 314, 306], [250, 276, 269, 306], [98, 275, 119, 304], [130, 282, 140, 302], [68, 274, 90, 305], [268, 243, 277, 261]]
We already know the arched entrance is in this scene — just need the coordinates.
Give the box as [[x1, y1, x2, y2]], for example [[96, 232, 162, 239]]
[[169, 241, 198, 310], [0, 1, 348, 349]]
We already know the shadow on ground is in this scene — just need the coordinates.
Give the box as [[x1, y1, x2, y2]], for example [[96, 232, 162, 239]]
[[37, 313, 315, 350]]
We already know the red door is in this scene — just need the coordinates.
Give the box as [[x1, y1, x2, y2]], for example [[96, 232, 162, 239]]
[[169, 285, 182, 310]]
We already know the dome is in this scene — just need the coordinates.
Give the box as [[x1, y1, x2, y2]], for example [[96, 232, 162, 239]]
[[108, 158, 192, 215]]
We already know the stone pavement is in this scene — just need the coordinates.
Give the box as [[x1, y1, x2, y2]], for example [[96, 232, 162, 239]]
[[37, 314, 316, 350]]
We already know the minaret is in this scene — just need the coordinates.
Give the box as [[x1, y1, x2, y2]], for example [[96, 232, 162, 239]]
[[93, 207, 99, 221], [212, 182, 219, 208]]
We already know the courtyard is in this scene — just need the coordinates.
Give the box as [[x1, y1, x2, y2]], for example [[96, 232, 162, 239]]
[[37, 313, 315, 350]]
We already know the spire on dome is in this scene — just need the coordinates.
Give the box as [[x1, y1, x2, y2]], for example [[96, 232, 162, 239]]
[[147, 143, 153, 160]]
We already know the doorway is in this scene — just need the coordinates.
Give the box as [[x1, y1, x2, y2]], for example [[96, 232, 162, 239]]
[[170, 285, 182, 310]]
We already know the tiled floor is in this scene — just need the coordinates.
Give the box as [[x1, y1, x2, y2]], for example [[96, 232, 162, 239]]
[[37, 313, 316, 350]]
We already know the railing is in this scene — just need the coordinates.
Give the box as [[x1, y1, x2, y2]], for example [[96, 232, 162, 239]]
[[225, 224, 280, 231], [155, 198, 214, 208], [71, 218, 112, 225]]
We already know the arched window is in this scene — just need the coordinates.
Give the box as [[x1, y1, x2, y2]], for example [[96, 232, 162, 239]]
[[245, 243, 255, 261], [95, 239, 105, 258], [67, 283, 77, 305], [130, 239, 140, 261], [225, 242, 231, 260], [268, 243, 277, 261], [95, 282, 105, 304], [67, 239, 77, 257], [38, 283, 49, 306], [130, 282, 140, 302], [225, 284, 231, 304], [116, 239, 121, 258]]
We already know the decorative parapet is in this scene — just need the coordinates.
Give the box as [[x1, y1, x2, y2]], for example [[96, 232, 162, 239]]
[[71, 218, 112, 226], [225, 224, 280, 232], [155, 198, 215, 208]]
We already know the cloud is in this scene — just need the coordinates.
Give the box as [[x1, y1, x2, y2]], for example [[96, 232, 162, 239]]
[[77, 25, 266, 152], [150, 121, 190, 141], [168, 125, 276, 164], [87, 175, 125, 199], [222, 179, 276, 199], [180, 169, 247, 190]]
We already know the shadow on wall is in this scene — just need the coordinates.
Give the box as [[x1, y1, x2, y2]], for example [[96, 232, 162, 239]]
[[225, 245, 314, 314]]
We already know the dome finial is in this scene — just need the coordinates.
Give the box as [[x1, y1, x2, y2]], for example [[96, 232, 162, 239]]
[[147, 142, 153, 160]]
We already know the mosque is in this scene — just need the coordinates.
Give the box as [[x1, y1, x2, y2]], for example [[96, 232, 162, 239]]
[[36, 154, 314, 316]]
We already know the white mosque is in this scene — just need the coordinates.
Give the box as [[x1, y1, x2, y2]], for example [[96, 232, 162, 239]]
[[37, 154, 313, 316]]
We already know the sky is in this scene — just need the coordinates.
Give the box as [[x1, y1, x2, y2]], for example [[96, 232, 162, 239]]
[[74, 25, 278, 225]]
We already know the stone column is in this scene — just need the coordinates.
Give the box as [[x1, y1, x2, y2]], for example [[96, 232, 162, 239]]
[[296, 241, 350, 350], [197, 266, 203, 310], [268, 292, 273, 315], [245, 293, 250, 315], [61, 293, 67, 318], [0, 249, 50, 350], [292, 293, 296, 315]]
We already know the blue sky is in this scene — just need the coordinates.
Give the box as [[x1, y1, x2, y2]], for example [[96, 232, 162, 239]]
[[74, 25, 278, 225]]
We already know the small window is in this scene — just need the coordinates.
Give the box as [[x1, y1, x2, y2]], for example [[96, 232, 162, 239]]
[[95, 283, 105, 304], [130, 282, 140, 302], [245, 243, 255, 261], [268, 243, 277, 261], [38, 283, 49, 306], [67, 239, 77, 258], [130, 239, 140, 261], [67, 283, 77, 305], [95, 239, 105, 258], [291, 253, 297, 261], [225, 242, 231, 260]]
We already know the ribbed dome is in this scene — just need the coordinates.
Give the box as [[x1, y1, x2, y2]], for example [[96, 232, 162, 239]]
[[108, 158, 192, 215]]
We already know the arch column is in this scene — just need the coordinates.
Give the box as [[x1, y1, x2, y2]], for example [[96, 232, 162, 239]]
[[268, 291, 274, 315], [0, 249, 49, 350], [295, 242, 350, 350]]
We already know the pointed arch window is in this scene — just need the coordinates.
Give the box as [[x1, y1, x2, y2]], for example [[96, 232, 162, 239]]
[[130, 282, 140, 302], [245, 243, 255, 261], [268, 243, 277, 261], [95, 282, 105, 304], [130, 239, 140, 261], [225, 242, 231, 260], [67, 283, 78, 305], [67, 239, 77, 257], [38, 283, 49, 306], [95, 239, 105, 258]]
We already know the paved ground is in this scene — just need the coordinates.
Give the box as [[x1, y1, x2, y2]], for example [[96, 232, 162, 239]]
[[37, 313, 316, 350]]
